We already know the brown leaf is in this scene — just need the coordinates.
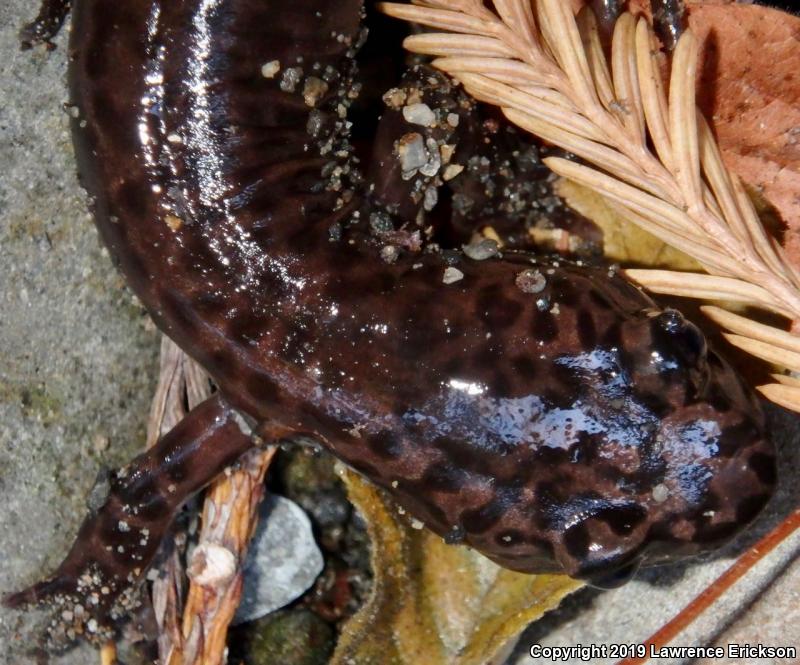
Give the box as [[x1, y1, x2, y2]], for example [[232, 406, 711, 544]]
[[332, 470, 583, 665], [628, 1, 800, 257]]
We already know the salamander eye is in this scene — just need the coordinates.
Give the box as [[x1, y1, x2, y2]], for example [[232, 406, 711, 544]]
[[651, 309, 707, 368]]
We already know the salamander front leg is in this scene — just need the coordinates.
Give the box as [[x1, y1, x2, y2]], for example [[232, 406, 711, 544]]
[[3, 394, 263, 644], [20, 0, 72, 50]]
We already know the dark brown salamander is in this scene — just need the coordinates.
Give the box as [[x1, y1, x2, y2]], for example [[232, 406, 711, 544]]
[[7, 0, 775, 642]]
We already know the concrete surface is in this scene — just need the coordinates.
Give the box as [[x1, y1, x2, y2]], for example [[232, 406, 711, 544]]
[[1, 2, 798, 665], [0, 3, 159, 663]]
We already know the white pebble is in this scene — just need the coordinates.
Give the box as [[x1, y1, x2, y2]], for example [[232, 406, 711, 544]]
[[402, 102, 436, 127], [443, 267, 464, 284], [652, 483, 669, 503], [423, 186, 438, 211], [261, 60, 280, 78], [188, 543, 237, 588], [397, 133, 427, 175], [419, 137, 441, 177]]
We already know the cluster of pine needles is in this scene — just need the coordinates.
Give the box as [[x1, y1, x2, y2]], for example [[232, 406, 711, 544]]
[[380, 0, 800, 413]]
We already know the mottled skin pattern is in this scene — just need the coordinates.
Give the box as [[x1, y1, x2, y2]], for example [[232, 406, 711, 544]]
[[6, 0, 775, 641]]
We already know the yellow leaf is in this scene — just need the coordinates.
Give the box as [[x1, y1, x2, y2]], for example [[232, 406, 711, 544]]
[[332, 470, 583, 665], [555, 177, 701, 271]]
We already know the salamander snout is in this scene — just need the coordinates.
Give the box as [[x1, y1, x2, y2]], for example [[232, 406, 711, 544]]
[[618, 317, 777, 568], [536, 305, 777, 583]]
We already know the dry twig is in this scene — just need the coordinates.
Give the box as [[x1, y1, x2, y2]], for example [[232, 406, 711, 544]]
[[146, 336, 276, 665], [146, 336, 207, 663], [379, 0, 800, 412], [168, 446, 276, 665]]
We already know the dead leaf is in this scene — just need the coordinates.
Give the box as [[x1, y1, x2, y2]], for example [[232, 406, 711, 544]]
[[627, 1, 800, 259], [332, 470, 583, 665], [690, 4, 800, 259], [555, 178, 702, 270]]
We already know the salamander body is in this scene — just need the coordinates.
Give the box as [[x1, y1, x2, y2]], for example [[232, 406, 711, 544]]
[[7, 0, 775, 637]]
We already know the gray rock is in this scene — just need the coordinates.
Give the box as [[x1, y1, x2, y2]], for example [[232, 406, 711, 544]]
[[463, 238, 499, 261], [234, 495, 324, 625]]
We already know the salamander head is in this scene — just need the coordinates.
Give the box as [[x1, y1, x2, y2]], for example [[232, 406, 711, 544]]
[[541, 307, 776, 585], [392, 262, 777, 585]]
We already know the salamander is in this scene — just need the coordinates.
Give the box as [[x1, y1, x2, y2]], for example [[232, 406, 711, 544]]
[[6, 0, 775, 643]]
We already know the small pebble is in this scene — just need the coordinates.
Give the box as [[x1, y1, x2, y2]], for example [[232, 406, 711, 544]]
[[302, 76, 329, 107], [442, 163, 464, 181], [419, 137, 442, 177], [402, 102, 435, 127], [439, 144, 456, 164], [380, 245, 399, 264], [443, 267, 464, 285], [652, 484, 669, 503], [382, 87, 407, 109], [516, 269, 547, 294], [261, 60, 280, 78], [463, 238, 498, 261], [423, 186, 438, 211], [397, 133, 427, 175], [233, 495, 324, 625], [279, 67, 303, 93]]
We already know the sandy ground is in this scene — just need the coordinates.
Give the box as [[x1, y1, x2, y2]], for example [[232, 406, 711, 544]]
[[0, 2, 798, 665], [0, 3, 158, 663]]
